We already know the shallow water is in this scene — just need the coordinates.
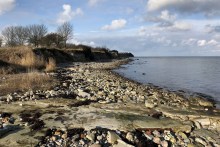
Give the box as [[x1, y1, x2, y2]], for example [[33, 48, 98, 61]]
[[115, 57, 220, 103]]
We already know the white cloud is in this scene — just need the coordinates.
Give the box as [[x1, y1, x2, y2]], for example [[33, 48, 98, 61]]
[[0, 0, 15, 15], [197, 40, 207, 46], [207, 39, 218, 46], [70, 38, 96, 47], [102, 19, 127, 30], [82, 41, 96, 47], [160, 10, 176, 22], [197, 39, 219, 46], [171, 21, 192, 31], [146, 10, 176, 26], [57, 4, 83, 24], [147, 10, 191, 31], [88, 0, 103, 6], [147, 0, 220, 16], [182, 38, 197, 46]]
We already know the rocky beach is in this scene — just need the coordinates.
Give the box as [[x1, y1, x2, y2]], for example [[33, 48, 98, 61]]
[[0, 59, 220, 147]]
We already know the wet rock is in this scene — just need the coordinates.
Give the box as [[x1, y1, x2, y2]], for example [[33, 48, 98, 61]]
[[0, 125, 20, 138]]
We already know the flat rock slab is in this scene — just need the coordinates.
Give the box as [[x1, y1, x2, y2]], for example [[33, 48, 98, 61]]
[[0, 99, 190, 146]]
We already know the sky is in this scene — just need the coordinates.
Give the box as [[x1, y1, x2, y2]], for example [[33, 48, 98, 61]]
[[1, 0, 220, 56]]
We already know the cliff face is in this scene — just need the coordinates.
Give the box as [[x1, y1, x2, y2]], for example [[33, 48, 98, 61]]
[[34, 45, 133, 63]]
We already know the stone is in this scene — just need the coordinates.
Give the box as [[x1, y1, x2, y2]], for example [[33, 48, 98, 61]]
[[194, 121, 202, 129], [145, 101, 156, 108], [98, 100, 110, 104], [195, 137, 208, 146], [113, 139, 134, 147], [0, 125, 19, 138], [107, 131, 120, 144], [90, 144, 102, 147], [126, 132, 134, 142], [194, 118, 210, 127], [174, 125, 192, 133], [143, 131, 154, 140], [86, 132, 95, 142], [79, 140, 85, 145], [6, 94, 13, 102], [187, 143, 195, 147], [54, 130, 62, 136], [61, 133, 67, 139], [177, 132, 188, 140], [198, 99, 213, 107], [78, 89, 91, 98], [152, 130, 161, 137], [161, 140, 168, 147], [153, 137, 161, 144], [96, 135, 102, 141], [169, 137, 176, 144]]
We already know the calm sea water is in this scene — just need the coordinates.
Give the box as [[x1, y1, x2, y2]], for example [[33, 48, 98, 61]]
[[115, 57, 220, 103]]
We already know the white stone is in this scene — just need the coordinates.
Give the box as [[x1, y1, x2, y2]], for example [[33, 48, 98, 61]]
[[107, 131, 120, 144]]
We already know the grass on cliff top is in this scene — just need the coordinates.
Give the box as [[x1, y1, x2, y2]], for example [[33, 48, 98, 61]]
[[0, 46, 56, 74]]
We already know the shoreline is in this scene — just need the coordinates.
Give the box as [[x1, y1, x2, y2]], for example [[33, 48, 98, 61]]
[[114, 57, 220, 107], [0, 58, 220, 146]]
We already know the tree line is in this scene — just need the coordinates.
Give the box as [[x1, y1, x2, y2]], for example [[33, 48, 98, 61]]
[[0, 22, 73, 48]]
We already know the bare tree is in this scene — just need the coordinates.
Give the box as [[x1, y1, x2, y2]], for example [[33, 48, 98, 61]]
[[1, 26, 28, 46], [14, 26, 28, 45], [0, 37, 2, 47], [57, 22, 73, 48], [27, 24, 47, 47], [1, 26, 17, 46]]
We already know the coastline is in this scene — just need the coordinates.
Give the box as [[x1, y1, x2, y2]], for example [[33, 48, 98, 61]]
[[114, 57, 220, 107], [0, 58, 220, 146]]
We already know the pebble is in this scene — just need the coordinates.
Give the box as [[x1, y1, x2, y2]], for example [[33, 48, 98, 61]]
[[153, 137, 161, 144], [161, 140, 168, 147], [126, 132, 134, 142], [107, 131, 120, 144], [195, 137, 208, 146]]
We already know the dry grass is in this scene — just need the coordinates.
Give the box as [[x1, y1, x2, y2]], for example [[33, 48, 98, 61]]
[[20, 50, 45, 68], [0, 46, 59, 96], [45, 58, 56, 72], [0, 46, 57, 73], [0, 67, 13, 75], [0, 72, 57, 96]]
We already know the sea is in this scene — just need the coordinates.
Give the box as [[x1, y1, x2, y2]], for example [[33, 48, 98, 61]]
[[114, 57, 220, 105]]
